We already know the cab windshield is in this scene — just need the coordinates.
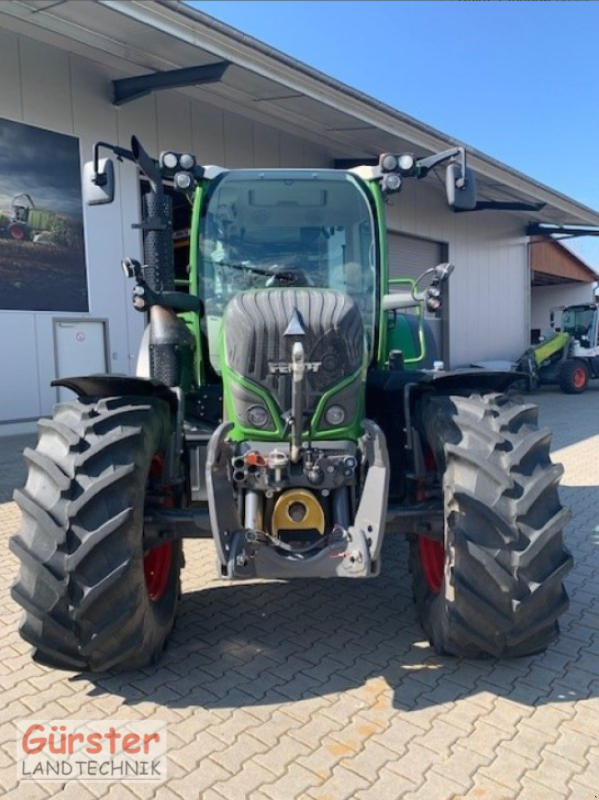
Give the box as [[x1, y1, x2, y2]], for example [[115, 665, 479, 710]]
[[199, 169, 377, 373], [562, 306, 595, 339]]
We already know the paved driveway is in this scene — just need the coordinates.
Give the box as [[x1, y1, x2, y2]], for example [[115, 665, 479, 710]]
[[0, 387, 598, 800]]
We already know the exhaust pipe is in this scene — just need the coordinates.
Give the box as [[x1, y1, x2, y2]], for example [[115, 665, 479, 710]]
[[131, 136, 162, 197]]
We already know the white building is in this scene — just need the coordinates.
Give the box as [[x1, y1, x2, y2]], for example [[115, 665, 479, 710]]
[[1, 0, 598, 434]]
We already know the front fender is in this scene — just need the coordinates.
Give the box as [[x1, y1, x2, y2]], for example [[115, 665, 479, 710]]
[[51, 374, 178, 413], [420, 369, 526, 395]]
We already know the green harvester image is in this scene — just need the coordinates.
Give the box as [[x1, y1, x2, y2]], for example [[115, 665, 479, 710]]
[[10, 138, 572, 672]]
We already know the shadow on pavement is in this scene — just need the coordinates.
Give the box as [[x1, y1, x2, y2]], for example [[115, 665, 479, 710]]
[[78, 521, 598, 714]]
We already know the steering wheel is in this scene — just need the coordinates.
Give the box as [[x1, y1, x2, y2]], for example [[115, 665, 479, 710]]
[[265, 265, 313, 288]]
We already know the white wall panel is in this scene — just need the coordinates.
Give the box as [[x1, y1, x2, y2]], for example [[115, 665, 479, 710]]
[[191, 100, 225, 165], [156, 92, 193, 155], [0, 314, 40, 421], [386, 180, 529, 367], [252, 121, 280, 167], [19, 36, 73, 133], [223, 112, 253, 168], [0, 28, 23, 121], [279, 133, 304, 168]]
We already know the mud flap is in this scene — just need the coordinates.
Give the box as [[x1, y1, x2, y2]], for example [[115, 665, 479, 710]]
[[205, 421, 244, 572]]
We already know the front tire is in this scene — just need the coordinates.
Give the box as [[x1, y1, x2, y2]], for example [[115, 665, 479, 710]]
[[559, 359, 589, 394], [10, 396, 182, 672], [8, 222, 29, 241], [411, 392, 573, 658]]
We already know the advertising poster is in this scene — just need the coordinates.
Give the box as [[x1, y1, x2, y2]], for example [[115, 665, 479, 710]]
[[0, 117, 88, 312]]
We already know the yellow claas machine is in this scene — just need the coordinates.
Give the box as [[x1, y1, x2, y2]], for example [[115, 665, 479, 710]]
[[518, 303, 599, 393]]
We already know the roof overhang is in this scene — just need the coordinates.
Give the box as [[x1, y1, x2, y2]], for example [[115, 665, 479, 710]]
[[3, 0, 599, 229]]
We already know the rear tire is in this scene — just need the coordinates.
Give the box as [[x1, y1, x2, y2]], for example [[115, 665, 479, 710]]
[[411, 392, 573, 658], [559, 359, 589, 394], [10, 396, 182, 672]]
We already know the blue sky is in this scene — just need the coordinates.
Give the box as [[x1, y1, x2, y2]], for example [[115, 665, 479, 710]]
[[188, 1, 599, 267]]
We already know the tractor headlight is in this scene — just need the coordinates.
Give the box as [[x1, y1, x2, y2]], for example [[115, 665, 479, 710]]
[[382, 173, 402, 194], [174, 171, 193, 190], [324, 405, 346, 426], [397, 153, 416, 174], [246, 405, 270, 429], [179, 153, 196, 171], [380, 154, 398, 172], [426, 285, 442, 313], [161, 151, 179, 170]]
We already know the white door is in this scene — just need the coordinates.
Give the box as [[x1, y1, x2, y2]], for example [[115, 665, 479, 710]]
[[54, 320, 108, 402]]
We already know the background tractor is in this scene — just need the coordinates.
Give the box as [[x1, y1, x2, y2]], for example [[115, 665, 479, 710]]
[[0, 193, 56, 241], [10, 138, 572, 672], [518, 302, 599, 393]]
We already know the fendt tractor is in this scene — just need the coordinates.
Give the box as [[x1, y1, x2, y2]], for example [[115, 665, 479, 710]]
[[10, 138, 573, 672]]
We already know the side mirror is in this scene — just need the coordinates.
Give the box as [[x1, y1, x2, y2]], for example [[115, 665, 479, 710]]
[[83, 158, 115, 205], [446, 163, 477, 211]]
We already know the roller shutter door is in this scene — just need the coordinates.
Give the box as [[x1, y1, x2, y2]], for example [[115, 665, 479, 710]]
[[387, 233, 446, 361]]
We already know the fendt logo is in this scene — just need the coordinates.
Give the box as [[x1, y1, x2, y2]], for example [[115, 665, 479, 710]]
[[268, 362, 322, 374]]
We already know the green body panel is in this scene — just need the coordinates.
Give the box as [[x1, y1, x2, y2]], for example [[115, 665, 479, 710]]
[[532, 332, 569, 366], [181, 184, 204, 385], [27, 208, 54, 231], [370, 182, 390, 369]]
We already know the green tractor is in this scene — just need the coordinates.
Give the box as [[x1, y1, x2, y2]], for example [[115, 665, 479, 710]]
[[518, 303, 599, 393], [10, 139, 572, 672]]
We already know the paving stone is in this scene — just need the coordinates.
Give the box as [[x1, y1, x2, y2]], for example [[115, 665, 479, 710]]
[[211, 731, 270, 774], [403, 769, 477, 800], [302, 763, 368, 800], [458, 719, 514, 759], [479, 744, 536, 793], [526, 752, 584, 796], [354, 766, 417, 800], [258, 763, 321, 800]]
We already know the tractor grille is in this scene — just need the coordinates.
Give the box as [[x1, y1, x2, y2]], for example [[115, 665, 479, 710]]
[[224, 288, 364, 415]]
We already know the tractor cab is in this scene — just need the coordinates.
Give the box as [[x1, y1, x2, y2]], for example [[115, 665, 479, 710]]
[[197, 169, 378, 377], [561, 303, 599, 348]]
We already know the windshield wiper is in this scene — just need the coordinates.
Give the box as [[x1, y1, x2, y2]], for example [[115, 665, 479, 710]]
[[212, 260, 273, 278]]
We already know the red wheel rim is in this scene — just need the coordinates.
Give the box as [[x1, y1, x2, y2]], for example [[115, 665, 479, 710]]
[[419, 537, 444, 594], [10, 226, 24, 240], [143, 453, 173, 602], [573, 367, 586, 389], [144, 542, 173, 602]]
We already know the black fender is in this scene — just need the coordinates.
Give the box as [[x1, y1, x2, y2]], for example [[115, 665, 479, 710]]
[[417, 368, 526, 395], [366, 367, 526, 502], [51, 375, 179, 415]]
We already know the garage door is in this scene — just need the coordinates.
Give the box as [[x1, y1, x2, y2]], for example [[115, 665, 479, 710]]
[[387, 233, 446, 362]]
